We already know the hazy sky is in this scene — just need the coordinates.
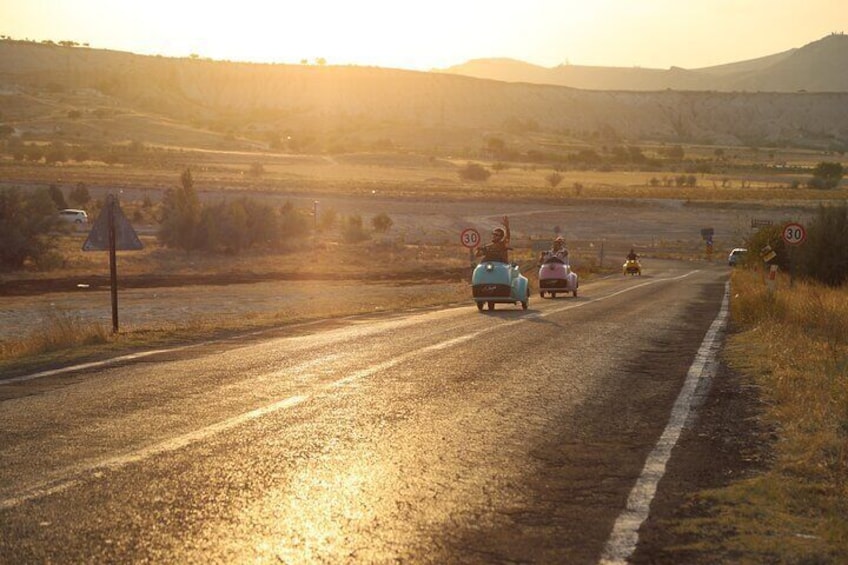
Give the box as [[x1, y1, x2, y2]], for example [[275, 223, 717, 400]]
[[2, 0, 845, 70]]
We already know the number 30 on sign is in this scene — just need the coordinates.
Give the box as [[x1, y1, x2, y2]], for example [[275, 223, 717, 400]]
[[782, 222, 806, 245], [460, 228, 481, 248]]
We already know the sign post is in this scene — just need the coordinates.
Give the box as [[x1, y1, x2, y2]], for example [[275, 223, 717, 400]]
[[782, 222, 806, 288], [82, 194, 144, 333], [700, 228, 714, 260]]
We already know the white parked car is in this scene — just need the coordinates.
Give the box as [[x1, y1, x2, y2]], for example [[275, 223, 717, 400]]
[[728, 248, 748, 266], [58, 209, 88, 224]]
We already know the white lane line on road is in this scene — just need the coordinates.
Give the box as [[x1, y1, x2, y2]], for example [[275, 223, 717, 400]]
[[0, 347, 193, 385], [599, 281, 730, 565], [0, 271, 703, 510]]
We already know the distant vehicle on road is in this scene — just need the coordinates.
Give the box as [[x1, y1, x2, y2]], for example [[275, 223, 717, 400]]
[[623, 258, 642, 276], [58, 209, 88, 224], [728, 248, 748, 266]]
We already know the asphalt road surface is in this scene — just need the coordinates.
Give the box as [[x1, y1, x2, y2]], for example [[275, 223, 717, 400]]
[[0, 259, 729, 564]]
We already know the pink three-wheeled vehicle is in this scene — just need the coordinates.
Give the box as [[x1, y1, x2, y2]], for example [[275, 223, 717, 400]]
[[538, 253, 578, 298]]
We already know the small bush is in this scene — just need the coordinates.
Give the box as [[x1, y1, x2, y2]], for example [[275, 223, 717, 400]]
[[318, 206, 338, 231], [371, 212, 393, 234], [458, 162, 491, 182], [808, 161, 844, 189], [341, 214, 370, 243]]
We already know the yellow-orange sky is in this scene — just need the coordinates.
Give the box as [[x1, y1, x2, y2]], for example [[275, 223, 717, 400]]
[[2, 0, 845, 71]]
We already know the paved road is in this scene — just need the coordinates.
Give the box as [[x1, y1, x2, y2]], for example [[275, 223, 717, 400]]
[[0, 260, 728, 563]]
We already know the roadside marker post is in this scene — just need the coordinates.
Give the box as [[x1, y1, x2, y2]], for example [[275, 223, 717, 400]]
[[767, 264, 779, 293], [782, 222, 806, 288]]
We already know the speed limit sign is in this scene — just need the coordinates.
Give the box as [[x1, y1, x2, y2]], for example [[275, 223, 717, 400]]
[[782, 222, 806, 245], [460, 228, 481, 249]]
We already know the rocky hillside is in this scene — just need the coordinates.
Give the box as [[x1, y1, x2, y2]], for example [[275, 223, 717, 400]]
[[441, 34, 848, 93], [2, 39, 848, 150]]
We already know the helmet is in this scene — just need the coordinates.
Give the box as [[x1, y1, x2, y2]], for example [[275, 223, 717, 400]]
[[492, 227, 505, 240], [555, 236, 564, 242]]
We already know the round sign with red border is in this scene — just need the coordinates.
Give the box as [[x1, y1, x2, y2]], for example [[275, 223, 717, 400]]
[[782, 222, 806, 245], [460, 228, 481, 249]]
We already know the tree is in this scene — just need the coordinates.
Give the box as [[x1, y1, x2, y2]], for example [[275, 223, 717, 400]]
[[662, 145, 684, 160], [546, 171, 563, 189], [796, 203, 848, 286], [48, 184, 67, 209], [809, 161, 844, 189], [371, 212, 393, 234], [0, 187, 62, 270], [485, 137, 506, 158], [458, 162, 491, 182], [44, 141, 68, 164], [341, 214, 370, 243], [69, 182, 91, 207], [158, 168, 201, 250]]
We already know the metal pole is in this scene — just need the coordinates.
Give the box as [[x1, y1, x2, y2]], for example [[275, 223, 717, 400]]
[[108, 195, 119, 333], [789, 245, 795, 288]]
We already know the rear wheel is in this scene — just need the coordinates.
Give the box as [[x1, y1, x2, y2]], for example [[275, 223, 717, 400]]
[[487, 301, 495, 310], [476, 301, 484, 311], [573, 290, 578, 297]]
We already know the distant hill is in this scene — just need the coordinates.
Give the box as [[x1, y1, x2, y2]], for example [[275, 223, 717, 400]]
[[440, 34, 848, 92], [1, 37, 848, 151]]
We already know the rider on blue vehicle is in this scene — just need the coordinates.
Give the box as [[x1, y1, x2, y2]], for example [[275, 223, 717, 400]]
[[475, 216, 510, 263]]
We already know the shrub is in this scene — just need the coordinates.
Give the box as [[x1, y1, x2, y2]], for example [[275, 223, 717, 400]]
[[68, 183, 91, 207], [745, 224, 788, 270], [318, 206, 338, 231], [796, 203, 848, 286], [458, 162, 491, 182], [546, 171, 563, 188], [341, 214, 370, 243], [808, 161, 844, 189], [279, 201, 310, 241], [371, 212, 393, 234], [0, 187, 62, 270], [48, 184, 67, 209]]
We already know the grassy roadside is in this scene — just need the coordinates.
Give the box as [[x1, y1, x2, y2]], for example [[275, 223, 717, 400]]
[[0, 279, 471, 378], [670, 268, 848, 562]]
